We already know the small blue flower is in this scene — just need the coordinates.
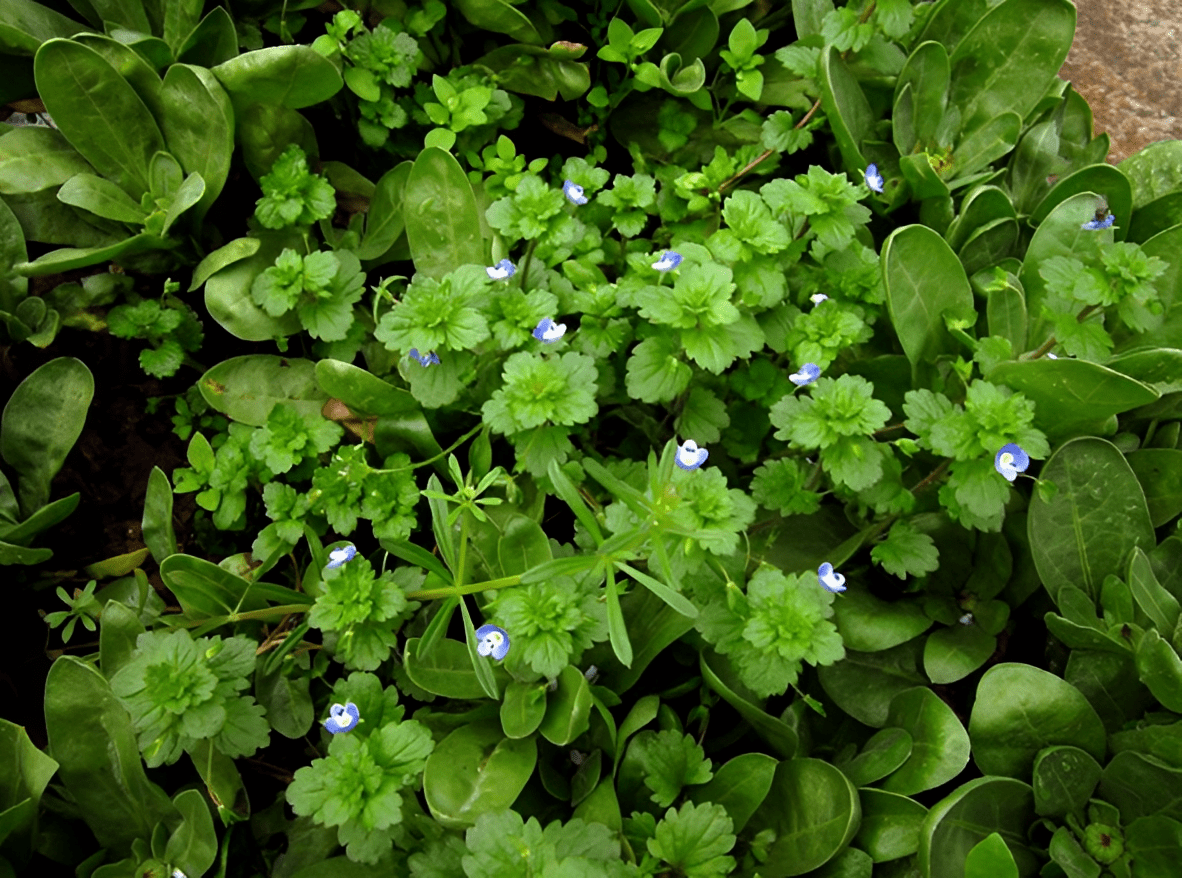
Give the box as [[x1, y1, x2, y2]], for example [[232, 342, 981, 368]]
[[486, 258, 516, 280], [475, 623, 510, 660], [959, 612, 974, 626], [324, 701, 360, 734], [325, 544, 357, 570], [1081, 213, 1115, 230], [818, 562, 846, 593], [584, 665, 600, 684], [1046, 352, 1058, 359], [675, 439, 709, 470], [865, 163, 884, 194], [408, 348, 440, 367], [563, 180, 587, 205], [789, 363, 822, 386], [533, 317, 567, 343], [994, 443, 1030, 481], [810, 293, 828, 304], [652, 250, 683, 272]]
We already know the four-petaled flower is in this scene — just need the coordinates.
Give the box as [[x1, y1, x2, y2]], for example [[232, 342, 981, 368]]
[[789, 363, 822, 386], [652, 250, 683, 272], [994, 443, 1030, 482], [810, 293, 828, 304], [563, 180, 588, 205], [324, 701, 360, 734], [675, 439, 709, 470], [486, 258, 516, 280], [325, 544, 357, 570], [865, 164, 884, 194], [475, 623, 510, 660], [1081, 213, 1115, 230], [959, 613, 974, 625], [818, 562, 846, 593], [408, 348, 440, 367], [533, 317, 567, 343]]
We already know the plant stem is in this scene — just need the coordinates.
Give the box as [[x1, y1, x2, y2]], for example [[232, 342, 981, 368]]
[[911, 459, 951, 494], [519, 237, 539, 291], [378, 422, 483, 473], [1030, 304, 1100, 359], [407, 574, 523, 601]]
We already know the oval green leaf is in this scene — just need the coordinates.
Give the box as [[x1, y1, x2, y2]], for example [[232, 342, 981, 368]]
[[211, 46, 342, 109], [919, 776, 1037, 877], [1032, 745, 1102, 818], [855, 788, 927, 864], [831, 589, 931, 652], [500, 680, 547, 739], [539, 664, 594, 746], [817, 640, 928, 729], [404, 146, 484, 281], [198, 355, 326, 428], [839, 727, 913, 787], [880, 687, 971, 795], [923, 624, 996, 684], [422, 720, 537, 829]]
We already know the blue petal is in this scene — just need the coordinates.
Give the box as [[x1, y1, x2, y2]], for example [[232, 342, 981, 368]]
[[475, 623, 510, 661], [324, 701, 360, 734], [789, 363, 821, 386], [675, 440, 708, 470], [563, 180, 588, 205], [325, 544, 357, 570]]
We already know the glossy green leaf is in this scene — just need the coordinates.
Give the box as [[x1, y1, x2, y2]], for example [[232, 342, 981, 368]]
[[700, 650, 797, 759], [189, 237, 260, 292], [895, 41, 949, 151], [1127, 449, 1182, 528], [414, 595, 458, 663], [745, 758, 861, 877], [404, 636, 509, 700], [0, 718, 58, 863], [97, 599, 144, 683], [0, 193, 26, 314], [616, 561, 697, 618], [0, 0, 83, 54], [176, 7, 238, 68], [984, 270, 1027, 352], [882, 224, 977, 369], [159, 64, 234, 223], [854, 788, 927, 864], [211, 46, 342, 109], [43, 656, 175, 854], [0, 490, 76, 546], [237, 100, 319, 182], [0, 356, 93, 519], [841, 728, 914, 789], [1107, 348, 1182, 395], [992, 359, 1158, 442], [425, 475, 457, 573], [495, 514, 552, 577], [954, 112, 1021, 179], [571, 778, 623, 833], [830, 589, 931, 652], [452, 0, 544, 44], [422, 720, 537, 829], [471, 42, 590, 101], [880, 687, 971, 795], [965, 832, 1020, 878], [604, 566, 632, 669], [539, 664, 593, 746], [33, 39, 165, 198], [899, 153, 949, 200], [202, 229, 304, 341], [1031, 163, 1133, 236], [357, 162, 411, 261], [817, 45, 872, 174], [1028, 437, 1156, 604], [198, 355, 326, 429], [157, 553, 269, 619], [164, 788, 217, 878], [947, 0, 1076, 136], [1135, 629, 1182, 713], [1032, 745, 1101, 818], [817, 639, 927, 729], [500, 680, 547, 739], [13, 233, 178, 276], [1125, 814, 1182, 875], [1119, 139, 1182, 209], [969, 663, 1106, 780], [684, 752, 776, 834], [923, 624, 996, 684], [55, 173, 144, 225], [1129, 546, 1181, 634], [1099, 750, 1182, 823], [404, 146, 484, 282], [614, 694, 658, 768], [948, 185, 1016, 251], [920, 776, 1037, 877], [0, 126, 94, 196], [255, 663, 313, 739]]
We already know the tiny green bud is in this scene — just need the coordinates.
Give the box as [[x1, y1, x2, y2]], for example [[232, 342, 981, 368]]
[[1083, 823, 1123, 865]]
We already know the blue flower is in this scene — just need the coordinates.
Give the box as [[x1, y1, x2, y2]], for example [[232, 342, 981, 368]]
[[810, 293, 828, 304], [584, 665, 600, 684], [994, 443, 1030, 481], [959, 612, 974, 626], [325, 543, 357, 570], [563, 180, 588, 205], [486, 258, 516, 280], [475, 623, 510, 660], [408, 348, 440, 367], [324, 701, 360, 734], [789, 363, 822, 386], [818, 562, 846, 593], [1081, 213, 1115, 230], [533, 317, 567, 343], [652, 250, 683, 272], [865, 163, 884, 194], [1046, 352, 1058, 359], [675, 439, 709, 470]]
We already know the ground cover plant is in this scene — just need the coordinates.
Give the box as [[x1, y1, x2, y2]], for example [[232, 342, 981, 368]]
[[2, 0, 1182, 875]]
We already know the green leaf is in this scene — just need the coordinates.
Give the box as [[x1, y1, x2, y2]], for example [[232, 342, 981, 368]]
[[743, 757, 860, 877], [817, 45, 872, 175], [404, 146, 484, 282], [699, 651, 797, 759], [357, 162, 411, 261], [539, 663, 594, 746], [0, 126, 95, 196], [0, 356, 93, 519], [882, 224, 977, 369], [164, 788, 218, 878], [1028, 437, 1156, 605], [198, 355, 327, 429], [457, 595, 499, 700], [816, 639, 927, 728], [499, 680, 547, 739], [626, 333, 693, 403], [33, 39, 166, 199], [452, 0, 545, 45], [947, 0, 1076, 137], [422, 720, 537, 829], [684, 752, 777, 835], [404, 636, 511, 699], [838, 727, 913, 787], [854, 788, 927, 864], [968, 663, 1107, 780], [919, 776, 1038, 877], [923, 624, 997, 684], [617, 562, 698, 618], [895, 41, 949, 152], [0, 718, 58, 862], [254, 662, 313, 739], [1128, 546, 1181, 635], [159, 64, 233, 224], [43, 656, 175, 854], [1032, 745, 1102, 819], [211, 45, 342, 109], [879, 687, 971, 795], [1127, 449, 1182, 528], [141, 465, 177, 564], [1135, 629, 1182, 713], [158, 553, 271, 619], [648, 800, 737, 878], [965, 832, 1020, 878], [872, 519, 939, 579]]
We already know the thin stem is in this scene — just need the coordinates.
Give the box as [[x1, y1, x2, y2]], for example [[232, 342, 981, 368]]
[[873, 423, 907, 437], [375, 423, 483, 473], [518, 237, 539, 291], [911, 459, 951, 494], [407, 574, 523, 601], [456, 510, 470, 587], [803, 457, 823, 491], [1030, 304, 1100, 359]]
